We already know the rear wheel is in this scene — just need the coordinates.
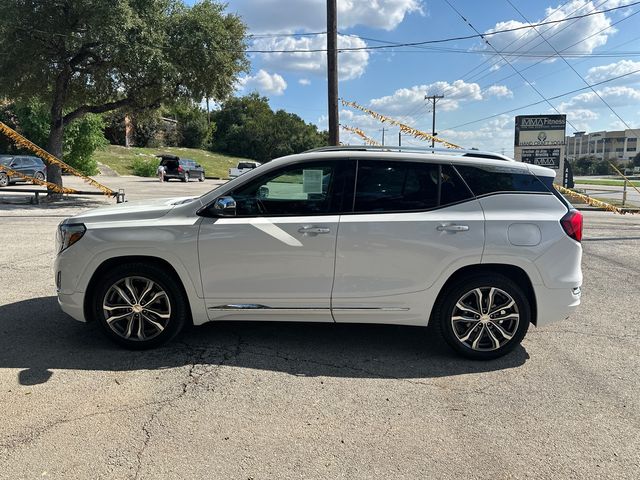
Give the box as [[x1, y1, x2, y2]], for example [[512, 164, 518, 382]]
[[0, 173, 8, 187], [91, 263, 188, 349], [433, 273, 530, 360], [33, 171, 45, 183], [198, 172, 205, 182]]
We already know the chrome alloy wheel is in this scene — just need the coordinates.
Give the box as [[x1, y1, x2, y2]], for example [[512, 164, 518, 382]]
[[451, 287, 520, 352], [102, 276, 171, 341]]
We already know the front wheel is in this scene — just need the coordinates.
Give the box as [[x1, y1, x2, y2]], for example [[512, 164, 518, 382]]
[[433, 273, 530, 360], [198, 172, 205, 182], [91, 263, 189, 349], [0, 173, 8, 187]]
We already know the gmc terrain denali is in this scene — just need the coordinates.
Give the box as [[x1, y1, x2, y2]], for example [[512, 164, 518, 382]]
[[55, 147, 583, 359]]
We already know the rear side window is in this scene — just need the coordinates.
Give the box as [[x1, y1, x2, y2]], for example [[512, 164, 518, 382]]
[[238, 162, 257, 169], [354, 161, 473, 213], [454, 165, 548, 196]]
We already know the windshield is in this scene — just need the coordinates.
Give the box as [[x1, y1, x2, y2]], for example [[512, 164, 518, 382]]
[[0, 157, 13, 166]]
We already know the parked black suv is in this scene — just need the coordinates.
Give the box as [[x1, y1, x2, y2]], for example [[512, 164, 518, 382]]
[[157, 155, 205, 182], [0, 155, 47, 187]]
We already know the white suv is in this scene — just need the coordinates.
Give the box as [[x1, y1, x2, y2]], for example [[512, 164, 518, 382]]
[[55, 147, 583, 359]]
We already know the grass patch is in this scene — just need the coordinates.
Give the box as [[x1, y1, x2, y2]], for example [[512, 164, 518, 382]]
[[593, 197, 638, 208], [93, 145, 249, 178], [575, 178, 638, 187]]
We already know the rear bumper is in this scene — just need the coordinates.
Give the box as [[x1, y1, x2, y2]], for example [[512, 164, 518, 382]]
[[534, 284, 581, 327]]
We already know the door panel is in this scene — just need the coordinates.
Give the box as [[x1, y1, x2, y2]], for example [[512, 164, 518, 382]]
[[332, 200, 485, 324], [199, 216, 338, 321], [198, 159, 354, 322]]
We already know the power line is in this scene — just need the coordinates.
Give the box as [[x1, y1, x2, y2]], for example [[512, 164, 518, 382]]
[[505, 0, 640, 137], [243, 2, 639, 53], [478, 5, 640, 97], [473, 0, 638, 88], [443, 67, 640, 130], [465, 0, 608, 84], [454, 0, 574, 83], [247, 31, 326, 38], [443, 0, 580, 132]]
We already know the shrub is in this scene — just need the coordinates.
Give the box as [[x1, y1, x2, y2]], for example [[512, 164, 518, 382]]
[[131, 156, 159, 177]]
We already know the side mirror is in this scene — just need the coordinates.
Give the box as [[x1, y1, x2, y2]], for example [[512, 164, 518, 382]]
[[212, 196, 236, 217]]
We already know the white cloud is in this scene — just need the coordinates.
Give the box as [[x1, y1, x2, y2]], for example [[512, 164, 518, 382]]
[[232, 0, 423, 33], [586, 59, 640, 84], [439, 115, 515, 153], [557, 86, 640, 110], [298, 78, 311, 86], [253, 34, 369, 81], [564, 108, 599, 131], [483, 85, 513, 98], [238, 69, 287, 95], [483, 1, 615, 59], [368, 80, 510, 116]]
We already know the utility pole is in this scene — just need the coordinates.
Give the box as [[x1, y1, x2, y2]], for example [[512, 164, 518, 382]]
[[379, 127, 386, 146], [327, 0, 339, 146], [398, 131, 402, 147], [425, 94, 444, 148]]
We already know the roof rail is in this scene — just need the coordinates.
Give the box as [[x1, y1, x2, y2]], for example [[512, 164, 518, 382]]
[[304, 145, 514, 162]]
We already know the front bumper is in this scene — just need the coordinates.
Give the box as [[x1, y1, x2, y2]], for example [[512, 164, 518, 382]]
[[57, 290, 87, 322]]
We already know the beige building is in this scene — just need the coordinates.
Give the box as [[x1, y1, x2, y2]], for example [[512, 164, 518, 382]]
[[566, 129, 638, 162]]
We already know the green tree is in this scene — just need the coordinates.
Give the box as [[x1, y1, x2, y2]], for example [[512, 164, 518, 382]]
[[169, 101, 210, 148], [212, 94, 327, 162], [0, 100, 106, 174], [0, 0, 248, 196]]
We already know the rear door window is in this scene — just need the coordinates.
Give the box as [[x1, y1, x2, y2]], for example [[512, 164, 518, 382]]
[[353, 160, 473, 213], [454, 165, 548, 196]]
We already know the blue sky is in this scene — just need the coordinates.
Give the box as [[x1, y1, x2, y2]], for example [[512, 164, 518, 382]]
[[195, 1, 640, 154]]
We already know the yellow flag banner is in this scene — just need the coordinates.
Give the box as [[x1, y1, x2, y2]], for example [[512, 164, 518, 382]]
[[0, 163, 78, 194], [0, 121, 115, 196], [608, 161, 640, 197], [340, 125, 382, 146], [554, 184, 628, 214], [340, 99, 462, 149]]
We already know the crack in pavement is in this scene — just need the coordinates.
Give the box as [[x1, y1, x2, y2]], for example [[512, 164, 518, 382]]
[[132, 333, 244, 480]]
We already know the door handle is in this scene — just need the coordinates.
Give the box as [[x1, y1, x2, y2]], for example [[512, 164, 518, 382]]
[[298, 226, 331, 234], [437, 224, 469, 232]]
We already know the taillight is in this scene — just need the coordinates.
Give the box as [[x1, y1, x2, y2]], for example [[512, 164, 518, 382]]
[[177, 166, 183, 172], [560, 209, 583, 242]]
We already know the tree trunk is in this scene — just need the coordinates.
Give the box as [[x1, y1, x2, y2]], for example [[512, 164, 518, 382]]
[[45, 120, 64, 200], [46, 67, 70, 201]]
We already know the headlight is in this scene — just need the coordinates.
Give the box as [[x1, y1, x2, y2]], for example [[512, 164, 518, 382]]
[[56, 223, 86, 253]]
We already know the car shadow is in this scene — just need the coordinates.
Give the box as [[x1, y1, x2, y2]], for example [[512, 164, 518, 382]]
[[0, 297, 529, 385]]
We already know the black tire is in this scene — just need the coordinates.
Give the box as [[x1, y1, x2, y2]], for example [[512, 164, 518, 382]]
[[182, 172, 189, 183], [33, 171, 45, 183], [91, 263, 189, 349], [433, 273, 530, 360], [198, 172, 205, 182], [0, 173, 8, 187]]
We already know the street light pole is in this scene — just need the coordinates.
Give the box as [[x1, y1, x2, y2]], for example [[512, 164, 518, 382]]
[[425, 94, 444, 148]]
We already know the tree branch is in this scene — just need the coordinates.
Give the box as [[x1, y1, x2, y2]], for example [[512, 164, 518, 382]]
[[63, 98, 134, 125], [62, 95, 165, 125]]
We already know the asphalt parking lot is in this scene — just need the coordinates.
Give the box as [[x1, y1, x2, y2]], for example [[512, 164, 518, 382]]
[[0, 177, 639, 479]]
